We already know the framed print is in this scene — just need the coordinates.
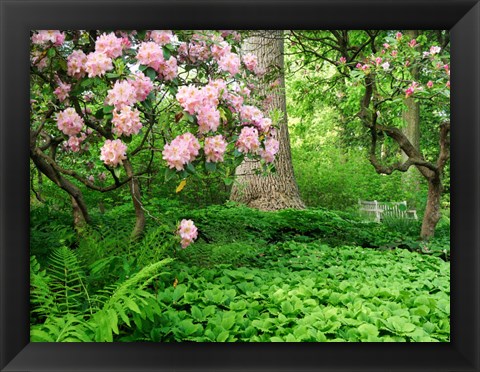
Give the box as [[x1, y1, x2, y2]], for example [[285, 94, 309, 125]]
[[1, 0, 479, 371]]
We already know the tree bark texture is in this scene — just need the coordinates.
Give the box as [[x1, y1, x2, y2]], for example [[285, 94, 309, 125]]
[[401, 30, 422, 202], [230, 30, 305, 210], [123, 158, 146, 240]]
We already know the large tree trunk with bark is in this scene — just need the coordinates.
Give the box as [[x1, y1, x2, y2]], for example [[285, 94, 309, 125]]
[[421, 176, 443, 240], [230, 30, 305, 210], [401, 30, 422, 204], [123, 158, 146, 240]]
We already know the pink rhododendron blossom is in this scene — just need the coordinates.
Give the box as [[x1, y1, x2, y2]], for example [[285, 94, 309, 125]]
[[31, 30, 65, 46], [408, 39, 417, 48], [427, 80, 434, 88], [208, 79, 228, 99], [95, 32, 124, 58], [100, 139, 128, 166], [429, 45, 441, 55], [236, 126, 260, 154], [391, 50, 398, 57], [383, 43, 390, 49], [56, 108, 84, 136], [211, 39, 231, 60], [150, 30, 173, 46], [177, 219, 198, 248], [204, 135, 227, 163], [136, 41, 164, 70], [197, 105, 220, 133], [106, 80, 137, 108], [405, 81, 419, 98], [225, 92, 244, 112], [67, 50, 88, 79], [66, 133, 87, 152], [381, 62, 390, 71], [257, 117, 272, 134], [85, 51, 113, 78], [54, 81, 71, 102], [129, 72, 154, 101], [446, 81, 450, 88], [356, 63, 362, 69], [375, 57, 382, 66], [186, 37, 211, 62], [98, 172, 107, 182], [158, 56, 178, 81], [94, 33, 122, 56], [242, 53, 258, 72], [259, 137, 279, 163], [87, 175, 95, 183], [162, 133, 200, 171], [396, 32, 403, 40], [218, 52, 241, 76], [339, 56, 347, 64], [112, 106, 142, 136], [176, 85, 204, 115], [240, 105, 263, 124]]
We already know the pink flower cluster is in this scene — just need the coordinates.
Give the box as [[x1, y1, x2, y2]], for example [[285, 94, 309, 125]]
[[112, 106, 142, 137], [405, 81, 419, 98], [95, 32, 124, 58], [162, 133, 200, 171], [85, 51, 114, 78], [106, 80, 137, 108], [136, 42, 178, 80], [67, 50, 88, 79], [259, 137, 279, 163], [31, 30, 65, 46], [66, 133, 87, 152], [217, 52, 241, 76], [56, 108, 84, 136], [100, 139, 128, 166], [236, 126, 260, 154], [137, 41, 164, 70], [54, 81, 71, 102], [150, 30, 173, 46], [177, 219, 198, 248], [204, 135, 227, 163], [242, 53, 258, 72], [130, 72, 154, 101]]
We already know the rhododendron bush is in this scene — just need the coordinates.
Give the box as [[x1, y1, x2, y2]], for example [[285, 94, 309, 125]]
[[30, 30, 280, 244]]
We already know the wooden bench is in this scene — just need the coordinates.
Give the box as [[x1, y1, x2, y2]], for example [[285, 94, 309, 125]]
[[358, 199, 418, 223]]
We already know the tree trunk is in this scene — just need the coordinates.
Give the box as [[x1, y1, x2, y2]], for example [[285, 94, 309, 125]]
[[230, 30, 305, 210], [30, 149, 91, 227], [123, 158, 146, 240], [401, 30, 422, 204], [420, 176, 443, 240]]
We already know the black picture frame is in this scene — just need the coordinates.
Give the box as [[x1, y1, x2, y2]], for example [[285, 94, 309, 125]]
[[1, 1, 479, 371]]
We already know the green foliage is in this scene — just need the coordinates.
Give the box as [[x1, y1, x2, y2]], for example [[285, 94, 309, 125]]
[[126, 242, 449, 342]]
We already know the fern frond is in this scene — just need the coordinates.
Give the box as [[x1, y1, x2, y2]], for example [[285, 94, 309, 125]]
[[47, 247, 92, 315], [30, 255, 58, 319], [31, 314, 94, 342]]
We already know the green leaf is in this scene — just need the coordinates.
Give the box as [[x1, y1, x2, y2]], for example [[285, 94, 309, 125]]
[[186, 163, 196, 175], [106, 73, 120, 79], [223, 177, 234, 186], [103, 105, 114, 114], [216, 331, 229, 342], [124, 298, 141, 314], [358, 323, 379, 339], [191, 306, 204, 322], [47, 47, 56, 58], [145, 67, 157, 82], [205, 162, 217, 172], [164, 167, 177, 182]]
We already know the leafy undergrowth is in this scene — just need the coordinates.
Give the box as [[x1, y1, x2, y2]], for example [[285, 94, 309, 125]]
[[128, 242, 450, 342], [30, 201, 450, 342]]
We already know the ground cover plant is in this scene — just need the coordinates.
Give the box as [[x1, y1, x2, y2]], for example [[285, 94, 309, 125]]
[[30, 29, 450, 343]]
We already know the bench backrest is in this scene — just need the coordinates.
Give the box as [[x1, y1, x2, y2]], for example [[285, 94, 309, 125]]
[[358, 200, 416, 222]]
